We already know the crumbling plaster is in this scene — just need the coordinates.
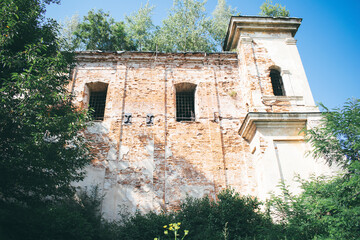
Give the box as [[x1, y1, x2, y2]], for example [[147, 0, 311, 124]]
[[71, 16, 335, 220]]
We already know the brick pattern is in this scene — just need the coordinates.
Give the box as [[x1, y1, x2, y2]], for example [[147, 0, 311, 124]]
[[71, 51, 309, 215]]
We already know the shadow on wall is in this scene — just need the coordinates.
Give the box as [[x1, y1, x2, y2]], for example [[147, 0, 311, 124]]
[[79, 121, 226, 220]]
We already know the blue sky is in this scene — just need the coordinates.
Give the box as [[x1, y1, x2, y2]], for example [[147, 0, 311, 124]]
[[46, 0, 360, 109]]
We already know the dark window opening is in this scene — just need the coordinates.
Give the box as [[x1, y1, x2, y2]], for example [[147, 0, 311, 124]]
[[175, 83, 196, 122], [270, 69, 285, 96], [89, 91, 107, 120], [176, 92, 195, 121]]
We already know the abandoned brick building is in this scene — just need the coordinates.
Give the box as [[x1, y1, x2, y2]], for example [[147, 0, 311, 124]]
[[70, 16, 334, 219]]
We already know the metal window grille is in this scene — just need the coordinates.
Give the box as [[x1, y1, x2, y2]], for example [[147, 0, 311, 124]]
[[89, 91, 107, 120], [176, 92, 195, 121], [270, 69, 285, 96]]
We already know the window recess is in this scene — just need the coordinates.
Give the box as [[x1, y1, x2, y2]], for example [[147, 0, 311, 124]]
[[270, 69, 286, 96], [175, 83, 196, 122], [86, 82, 108, 121]]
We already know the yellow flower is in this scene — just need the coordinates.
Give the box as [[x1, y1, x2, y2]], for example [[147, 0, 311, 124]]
[[154, 238, 158, 240], [6, 26, 9, 28], [169, 227, 173, 231], [164, 230, 168, 235], [163, 225, 167, 228], [184, 230, 189, 235], [178, 222, 181, 225]]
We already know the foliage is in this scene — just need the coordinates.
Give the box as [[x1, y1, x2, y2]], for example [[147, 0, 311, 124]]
[[268, 99, 360, 240], [211, 0, 239, 49], [0, 187, 116, 240], [58, 0, 242, 52], [268, 172, 360, 240], [259, 0, 290, 17], [59, 14, 80, 50], [125, 1, 155, 51], [74, 9, 135, 51], [155, 0, 216, 52], [113, 189, 277, 240], [177, 189, 276, 239], [57, 0, 294, 52], [0, 0, 91, 205], [115, 210, 175, 240], [306, 98, 360, 168], [228, 90, 237, 98]]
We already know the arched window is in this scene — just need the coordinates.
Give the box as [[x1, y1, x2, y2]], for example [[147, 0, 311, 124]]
[[175, 83, 196, 122], [86, 82, 108, 121], [270, 69, 285, 96]]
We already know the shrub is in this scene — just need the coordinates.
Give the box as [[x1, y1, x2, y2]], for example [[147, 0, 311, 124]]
[[177, 189, 276, 240], [112, 189, 279, 240], [0, 187, 115, 240], [115, 211, 175, 240], [268, 173, 360, 240]]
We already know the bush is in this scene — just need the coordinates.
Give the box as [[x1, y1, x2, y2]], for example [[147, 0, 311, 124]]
[[114, 211, 175, 240], [0, 187, 115, 240], [177, 189, 277, 240], [112, 189, 279, 240], [268, 172, 360, 240]]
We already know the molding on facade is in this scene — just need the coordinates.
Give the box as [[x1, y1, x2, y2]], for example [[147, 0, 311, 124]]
[[75, 51, 238, 65], [238, 112, 322, 141], [223, 16, 302, 51]]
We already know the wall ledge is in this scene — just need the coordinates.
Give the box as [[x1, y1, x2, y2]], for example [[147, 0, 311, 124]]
[[238, 112, 321, 141]]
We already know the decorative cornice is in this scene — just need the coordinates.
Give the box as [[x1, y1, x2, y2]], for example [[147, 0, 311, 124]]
[[223, 16, 302, 51], [75, 51, 238, 65], [238, 112, 321, 142]]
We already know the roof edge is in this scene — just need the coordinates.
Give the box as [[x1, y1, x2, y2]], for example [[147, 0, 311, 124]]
[[74, 51, 239, 63], [223, 15, 302, 51]]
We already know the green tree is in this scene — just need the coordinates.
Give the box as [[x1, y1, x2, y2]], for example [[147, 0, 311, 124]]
[[0, 0, 90, 205], [59, 14, 81, 50], [259, 0, 290, 17], [211, 0, 239, 50], [269, 173, 360, 239], [156, 0, 216, 52], [74, 9, 135, 51], [0, 1, 112, 238], [307, 99, 360, 168], [0, 186, 117, 240], [58, 0, 240, 53], [268, 99, 360, 239], [125, 1, 155, 51]]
